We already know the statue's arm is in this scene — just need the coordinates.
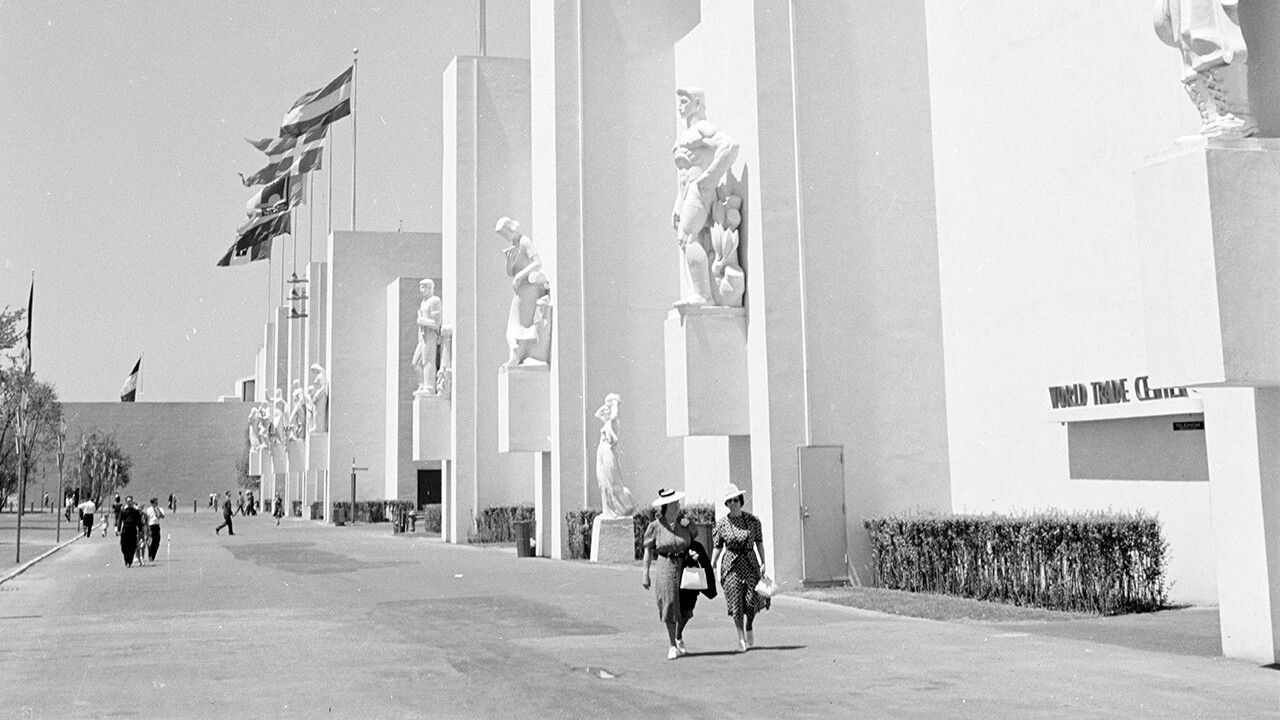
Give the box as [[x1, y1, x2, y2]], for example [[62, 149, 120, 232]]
[[514, 237, 543, 284], [695, 120, 739, 187]]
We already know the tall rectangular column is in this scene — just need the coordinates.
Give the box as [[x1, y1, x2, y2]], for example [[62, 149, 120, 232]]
[[443, 56, 535, 542], [386, 278, 429, 502]]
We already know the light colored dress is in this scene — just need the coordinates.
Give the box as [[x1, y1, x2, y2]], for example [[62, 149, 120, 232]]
[[714, 512, 770, 618], [644, 518, 694, 623]]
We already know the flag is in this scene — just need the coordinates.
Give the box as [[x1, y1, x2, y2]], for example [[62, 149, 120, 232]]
[[246, 173, 290, 216], [23, 274, 32, 371], [246, 135, 298, 156], [120, 359, 140, 402], [217, 211, 291, 267], [239, 127, 326, 186], [280, 66, 352, 138]]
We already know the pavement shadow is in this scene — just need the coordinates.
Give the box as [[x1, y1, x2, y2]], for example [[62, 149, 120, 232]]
[[747, 644, 806, 652]]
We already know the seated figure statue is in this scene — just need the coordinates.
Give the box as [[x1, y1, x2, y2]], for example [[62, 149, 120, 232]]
[[1155, 0, 1256, 138]]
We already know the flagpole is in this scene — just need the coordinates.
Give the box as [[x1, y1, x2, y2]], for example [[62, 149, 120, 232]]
[[327, 130, 333, 246], [308, 173, 314, 266], [351, 48, 358, 232]]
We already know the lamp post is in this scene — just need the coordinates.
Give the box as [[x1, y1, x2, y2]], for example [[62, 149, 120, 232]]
[[13, 386, 28, 563], [55, 422, 64, 543], [349, 457, 367, 525]]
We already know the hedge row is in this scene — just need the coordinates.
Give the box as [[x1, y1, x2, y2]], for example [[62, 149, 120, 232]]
[[864, 512, 1169, 614], [329, 500, 416, 524], [470, 504, 536, 543], [416, 504, 442, 533], [561, 503, 717, 560]]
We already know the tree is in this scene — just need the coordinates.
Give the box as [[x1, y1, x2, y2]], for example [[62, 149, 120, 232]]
[[0, 306, 24, 360], [70, 432, 131, 502], [0, 367, 62, 507]]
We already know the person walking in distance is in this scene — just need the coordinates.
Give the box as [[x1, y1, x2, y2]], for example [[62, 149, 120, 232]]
[[118, 497, 144, 568], [110, 494, 122, 536], [76, 497, 96, 538], [143, 497, 165, 562], [234, 491, 245, 516], [215, 491, 235, 536], [273, 494, 285, 525]]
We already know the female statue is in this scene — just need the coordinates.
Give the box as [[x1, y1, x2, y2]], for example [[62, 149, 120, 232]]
[[595, 393, 637, 518]]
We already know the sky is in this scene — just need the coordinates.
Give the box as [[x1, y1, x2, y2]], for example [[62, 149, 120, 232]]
[[0, 0, 528, 402]]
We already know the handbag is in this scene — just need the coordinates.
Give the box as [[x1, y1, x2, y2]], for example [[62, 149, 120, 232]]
[[680, 566, 708, 591], [754, 574, 778, 598]]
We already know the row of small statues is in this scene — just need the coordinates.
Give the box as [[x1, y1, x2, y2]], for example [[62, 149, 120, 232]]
[[247, 364, 329, 450]]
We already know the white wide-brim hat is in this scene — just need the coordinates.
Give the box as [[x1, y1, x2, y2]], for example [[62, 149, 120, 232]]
[[722, 483, 746, 505], [651, 488, 686, 507]]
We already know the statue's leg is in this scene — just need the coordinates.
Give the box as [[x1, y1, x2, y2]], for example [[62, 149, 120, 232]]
[[676, 230, 714, 308]]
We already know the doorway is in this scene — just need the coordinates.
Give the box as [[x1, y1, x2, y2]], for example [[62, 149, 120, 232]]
[[416, 469, 441, 509]]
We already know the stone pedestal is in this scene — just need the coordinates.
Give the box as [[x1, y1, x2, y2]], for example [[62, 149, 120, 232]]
[[413, 393, 451, 461], [498, 365, 551, 452], [1136, 138, 1280, 664], [590, 515, 636, 564], [248, 447, 265, 477], [1138, 138, 1280, 388], [664, 307, 749, 436]]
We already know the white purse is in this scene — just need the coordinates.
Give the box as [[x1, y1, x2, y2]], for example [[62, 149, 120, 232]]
[[754, 574, 778, 598], [680, 566, 708, 591]]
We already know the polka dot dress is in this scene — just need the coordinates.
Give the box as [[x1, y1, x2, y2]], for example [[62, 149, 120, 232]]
[[714, 512, 770, 618]]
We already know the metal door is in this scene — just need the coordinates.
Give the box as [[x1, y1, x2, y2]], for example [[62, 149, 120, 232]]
[[797, 445, 849, 585]]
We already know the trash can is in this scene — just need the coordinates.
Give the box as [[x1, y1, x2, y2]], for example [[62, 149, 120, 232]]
[[513, 520, 536, 558]]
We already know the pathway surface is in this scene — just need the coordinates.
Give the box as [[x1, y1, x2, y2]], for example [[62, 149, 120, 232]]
[[0, 512, 1276, 719]]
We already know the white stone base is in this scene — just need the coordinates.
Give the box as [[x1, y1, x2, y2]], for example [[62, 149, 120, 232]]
[[498, 364, 551, 452], [248, 447, 265, 477], [286, 440, 305, 472], [590, 515, 636, 564], [307, 432, 329, 471], [413, 393, 451, 461], [1138, 138, 1280, 387], [664, 306, 749, 436]]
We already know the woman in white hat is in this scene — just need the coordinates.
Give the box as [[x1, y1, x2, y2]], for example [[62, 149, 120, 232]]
[[711, 483, 769, 651], [641, 487, 696, 660]]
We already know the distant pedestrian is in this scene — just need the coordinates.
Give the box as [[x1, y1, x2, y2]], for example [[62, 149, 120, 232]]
[[118, 497, 144, 568], [168, 493, 175, 512], [64, 495, 73, 522], [273, 494, 284, 525], [246, 491, 257, 516], [111, 494, 122, 536], [76, 498, 96, 538], [215, 491, 235, 536], [234, 491, 245, 516], [43, 493, 49, 510], [143, 497, 165, 562], [712, 484, 770, 652], [641, 488, 696, 660], [208, 492, 215, 509]]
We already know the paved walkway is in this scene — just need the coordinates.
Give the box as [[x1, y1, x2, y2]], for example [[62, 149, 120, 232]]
[[0, 512, 1276, 719]]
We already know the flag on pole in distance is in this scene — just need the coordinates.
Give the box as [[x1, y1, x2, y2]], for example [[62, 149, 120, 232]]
[[23, 274, 32, 371], [217, 211, 291, 267], [280, 66, 352, 138], [246, 135, 298, 157], [244, 173, 303, 216], [120, 358, 140, 402], [239, 127, 326, 186]]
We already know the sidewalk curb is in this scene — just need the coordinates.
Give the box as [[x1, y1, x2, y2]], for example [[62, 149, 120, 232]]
[[0, 534, 80, 586]]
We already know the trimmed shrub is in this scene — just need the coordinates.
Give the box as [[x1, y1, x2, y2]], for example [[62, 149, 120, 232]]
[[471, 505, 536, 543], [864, 511, 1169, 615], [417, 503, 442, 533], [565, 509, 601, 559], [310, 501, 324, 520], [329, 500, 416, 524]]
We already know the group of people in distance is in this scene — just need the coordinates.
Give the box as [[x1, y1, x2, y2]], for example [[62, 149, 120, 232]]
[[67, 494, 167, 568], [642, 483, 771, 660]]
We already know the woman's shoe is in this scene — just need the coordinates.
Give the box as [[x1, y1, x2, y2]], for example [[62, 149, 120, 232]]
[[675, 639, 687, 655], [667, 646, 679, 660], [745, 631, 754, 648], [738, 637, 748, 653]]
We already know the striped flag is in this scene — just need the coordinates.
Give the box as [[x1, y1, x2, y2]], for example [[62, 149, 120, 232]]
[[120, 358, 140, 402], [218, 211, 291, 267], [245, 173, 303, 217], [280, 66, 352, 138], [239, 127, 326, 187]]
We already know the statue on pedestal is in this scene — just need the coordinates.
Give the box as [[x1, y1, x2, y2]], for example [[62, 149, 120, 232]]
[[495, 217, 552, 366], [306, 364, 329, 433], [247, 404, 269, 450], [269, 388, 288, 447], [411, 279, 443, 395], [288, 380, 308, 441], [672, 87, 740, 309], [594, 393, 637, 519], [1155, 0, 1256, 138]]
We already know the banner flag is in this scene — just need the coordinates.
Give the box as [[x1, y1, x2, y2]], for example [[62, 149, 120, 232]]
[[280, 66, 352, 137], [216, 236, 272, 266], [218, 211, 291, 267], [120, 358, 140, 402], [239, 127, 327, 186], [246, 135, 298, 157]]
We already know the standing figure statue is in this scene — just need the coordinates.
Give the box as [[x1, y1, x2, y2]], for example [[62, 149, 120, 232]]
[[306, 364, 329, 433], [247, 404, 268, 450], [1155, 0, 1256, 139], [411, 279, 443, 394], [288, 380, 308, 441], [495, 217, 552, 366], [672, 87, 740, 309], [595, 393, 637, 519], [269, 388, 288, 447]]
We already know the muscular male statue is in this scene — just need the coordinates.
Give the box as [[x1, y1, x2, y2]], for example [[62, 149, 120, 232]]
[[495, 217, 552, 366], [672, 87, 739, 308], [411, 279, 443, 394]]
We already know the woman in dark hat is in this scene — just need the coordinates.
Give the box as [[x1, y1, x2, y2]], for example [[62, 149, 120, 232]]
[[641, 488, 695, 660], [712, 483, 769, 651]]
